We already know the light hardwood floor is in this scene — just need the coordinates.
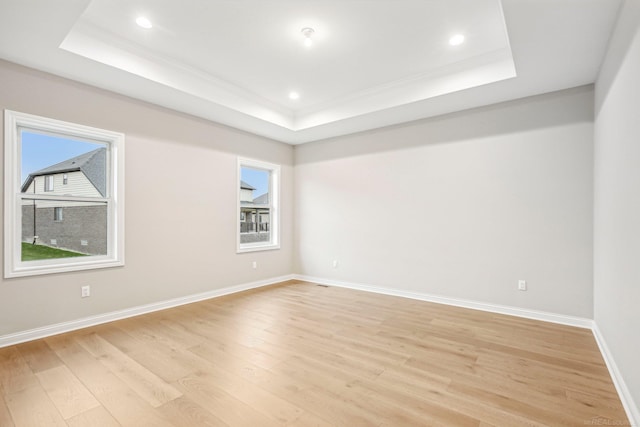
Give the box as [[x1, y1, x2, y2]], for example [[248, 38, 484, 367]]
[[0, 280, 629, 426]]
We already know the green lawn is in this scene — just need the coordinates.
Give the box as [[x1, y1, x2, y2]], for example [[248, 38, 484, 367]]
[[21, 242, 87, 261]]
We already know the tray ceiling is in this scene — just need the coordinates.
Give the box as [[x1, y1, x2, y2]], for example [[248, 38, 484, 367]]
[[0, 0, 622, 144]]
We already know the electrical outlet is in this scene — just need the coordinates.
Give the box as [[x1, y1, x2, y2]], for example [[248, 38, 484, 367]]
[[332, 259, 338, 268], [518, 280, 527, 291], [252, 261, 257, 269], [81, 285, 91, 298]]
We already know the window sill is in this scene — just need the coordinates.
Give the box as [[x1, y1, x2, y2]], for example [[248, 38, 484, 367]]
[[237, 243, 280, 254], [6, 256, 124, 278]]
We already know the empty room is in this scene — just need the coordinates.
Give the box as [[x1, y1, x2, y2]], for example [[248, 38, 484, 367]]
[[0, 0, 639, 426]]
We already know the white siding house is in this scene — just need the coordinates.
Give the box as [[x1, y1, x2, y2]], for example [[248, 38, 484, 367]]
[[240, 180, 255, 202], [22, 170, 103, 209]]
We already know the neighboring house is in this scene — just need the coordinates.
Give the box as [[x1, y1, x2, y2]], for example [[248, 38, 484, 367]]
[[240, 180, 270, 243], [21, 148, 107, 255], [239, 180, 255, 203]]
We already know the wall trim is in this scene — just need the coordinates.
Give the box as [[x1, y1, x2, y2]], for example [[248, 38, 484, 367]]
[[0, 274, 294, 348], [294, 274, 593, 328], [592, 323, 640, 427]]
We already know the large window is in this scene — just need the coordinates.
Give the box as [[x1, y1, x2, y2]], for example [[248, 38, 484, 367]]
[[4, 110, 125, 277], [237, 158, 280, 253]]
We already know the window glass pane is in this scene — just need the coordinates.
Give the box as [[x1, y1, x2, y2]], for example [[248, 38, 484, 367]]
[[21, 130, 107, 198], [240, 166, 271, 245], [21, 199, 108, 261], [53, 207, 63, 221], [241, 167, 269, 204], [44, 175, 54, 192]]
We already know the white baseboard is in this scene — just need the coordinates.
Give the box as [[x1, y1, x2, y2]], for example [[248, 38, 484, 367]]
[[293, 274, 593, 329], [0, 274, 294, 348], [592, 324, 640, 427]]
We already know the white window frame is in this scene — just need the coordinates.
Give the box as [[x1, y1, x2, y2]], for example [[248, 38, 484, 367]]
[[4, 110, 125, 278], [237, 157, 280, 253]]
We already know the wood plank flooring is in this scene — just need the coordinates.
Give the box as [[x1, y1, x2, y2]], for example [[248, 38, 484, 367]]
[[0, 280, 629, 426]]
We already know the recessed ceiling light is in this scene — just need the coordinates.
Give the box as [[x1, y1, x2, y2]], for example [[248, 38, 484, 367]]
[[136, 16, 153, 29], [289, 92, 300, 100], [301, 27, 315, 47], [449, 34, 465, 46]]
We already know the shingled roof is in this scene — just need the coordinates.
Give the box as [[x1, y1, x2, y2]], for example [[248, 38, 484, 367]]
[[21, 147, 107, 196], [252, 193, 269, 204], [240, 180, 256, 191]]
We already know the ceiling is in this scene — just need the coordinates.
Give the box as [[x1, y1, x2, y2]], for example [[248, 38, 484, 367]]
[[0, 0, 622, 144]]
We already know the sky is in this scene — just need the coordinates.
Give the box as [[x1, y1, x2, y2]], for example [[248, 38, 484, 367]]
[[241, 166, 269, 198], [21, 131, 103, 185]]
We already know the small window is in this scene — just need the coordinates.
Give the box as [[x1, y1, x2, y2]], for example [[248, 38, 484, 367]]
[[4, 110, 125, 278], [44, 175, 54, 192], [237, 158, 280, 253]]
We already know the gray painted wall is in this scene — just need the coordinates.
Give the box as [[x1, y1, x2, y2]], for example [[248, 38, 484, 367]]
[[295, 86, 594, 318], [594, 0, 640, 419], [0, 59, 294, 336]]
